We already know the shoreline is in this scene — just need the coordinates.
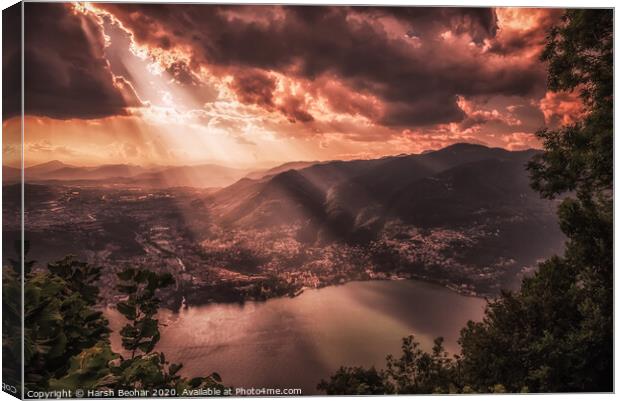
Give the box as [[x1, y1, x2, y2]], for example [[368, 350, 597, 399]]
[[137, 274, 493, 312]]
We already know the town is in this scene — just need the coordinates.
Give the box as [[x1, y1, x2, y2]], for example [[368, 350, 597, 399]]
[[4, 182, 549, 309]]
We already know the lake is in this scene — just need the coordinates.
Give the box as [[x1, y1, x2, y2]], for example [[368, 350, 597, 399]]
[[106, 279, 486, 394]]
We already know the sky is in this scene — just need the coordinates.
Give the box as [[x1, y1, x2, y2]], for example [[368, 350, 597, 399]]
[[3, 3, 584, 168]]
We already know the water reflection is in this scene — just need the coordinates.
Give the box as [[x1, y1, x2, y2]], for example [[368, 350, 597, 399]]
[[106, 280, 486, 394]]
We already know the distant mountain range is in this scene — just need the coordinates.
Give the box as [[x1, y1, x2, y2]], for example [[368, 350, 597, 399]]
[[3, 143, 564, 295], [3, 160, 252, 188], [200, 143, 562, 275], [207, 143, 544, 230], [4, 145, 551, 233]]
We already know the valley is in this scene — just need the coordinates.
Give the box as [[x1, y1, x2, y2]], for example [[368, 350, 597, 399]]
[[2, 143, 565, 308]]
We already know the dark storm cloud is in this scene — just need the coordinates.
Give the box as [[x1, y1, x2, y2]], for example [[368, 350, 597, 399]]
[[230, 69, 277, 108], [278, 95, 315, 123], [488, 8, 563, 55], [99, 4, 548, 127], [358, 6, 498, 44], [18, 3, 140, 120], [230, 69, 314, 122], [166, 61, 202, 86], [381, 95, 466, 127]]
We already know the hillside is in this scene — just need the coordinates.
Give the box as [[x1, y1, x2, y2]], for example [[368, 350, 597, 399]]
[[3, 143, 565, 296], [244, 161, 320, 180], [203, 143, 564, 292], [210, 143, 549, 234]]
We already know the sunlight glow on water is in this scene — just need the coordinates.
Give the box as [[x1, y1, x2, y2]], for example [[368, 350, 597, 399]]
[[106, 280, 486, 394]]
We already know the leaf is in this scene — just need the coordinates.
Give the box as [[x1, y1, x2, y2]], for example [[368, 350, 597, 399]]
[[117, 269, 136, 281], [117, 284, 138, 295], [169, 363, 182, 376], [116, 302, 137, 320]]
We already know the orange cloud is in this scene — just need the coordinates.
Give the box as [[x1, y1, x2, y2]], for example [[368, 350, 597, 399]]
[[498, 132, 541, 151], [11, 4, 583, 169], [539, 90, 585, 126]]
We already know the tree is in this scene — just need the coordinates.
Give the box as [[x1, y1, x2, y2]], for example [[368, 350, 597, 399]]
[[3, 251, 227, 394], [19, 255, 110, 390], [50, 268, 225, 394], [318, 9, 613, 393], [382, 336, 457, 394], [115, 269, 175, 359], [458, 258, 587, 392], [446, 8, 613, 392], [317, 366, 386, 395], [318, 335, 456, 395]]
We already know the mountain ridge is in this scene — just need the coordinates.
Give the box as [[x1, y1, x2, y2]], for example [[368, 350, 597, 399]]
[[207, 143, 545, 240], [2, 143, 541, 189]]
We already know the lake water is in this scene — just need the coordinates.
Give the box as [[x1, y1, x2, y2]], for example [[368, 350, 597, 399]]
[[106, 280, 486, 394]]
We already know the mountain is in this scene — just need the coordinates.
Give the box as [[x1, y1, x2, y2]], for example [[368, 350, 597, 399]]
[[125, 164, 250, 188], [245, 161, 320, 180], [204, 143, 563, 286], [11, 161, 250, 188], [219, 169, 326, 227], [26, 160, 74, 175], [347, 143, 535, 197], [388, 157, 545, 226], [40, 164, 149, 181], [14, 161, 150, 181], [321, 144, 540, 228], [209, 143, 552, 236], [3, 160, 74, 183], [208, 158, 385, 229]]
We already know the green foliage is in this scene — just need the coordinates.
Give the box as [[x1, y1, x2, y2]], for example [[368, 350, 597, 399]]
[[449, 9, 613, 392], [318, 336, 462, 395], [4, 251, 227, 395], [382, 336, 458, 394], [50, 267, 225, 394], [48, 342, 119, 391], [533, 9, 612, 199], [525, 8, 612, 391], [458, 258, 591, 392], [8, 240, 35, 275], [318, 9, 613, 394], [47, 257, 103, 305], [23, 256, 110, 390], [116, 269, 174, 356], [317, 366, 386, 395]]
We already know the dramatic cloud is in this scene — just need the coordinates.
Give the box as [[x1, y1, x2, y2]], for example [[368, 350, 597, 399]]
[[489, 8, 563, 56], [230, 69, 277, 109], [11, 4, 585, 167], [539, 90, 585, 127], [97, 4, 553, 128], [457, 97, 522, 130], [18, 3, 141, 120]]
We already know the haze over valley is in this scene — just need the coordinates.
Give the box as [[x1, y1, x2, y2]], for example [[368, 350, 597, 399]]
[[3, 143, 564, 307]]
